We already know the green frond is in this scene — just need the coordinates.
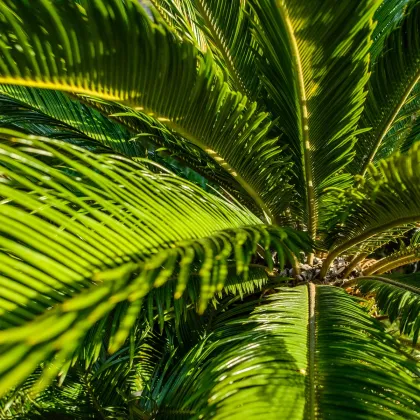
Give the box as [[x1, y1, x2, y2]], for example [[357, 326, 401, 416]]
[[196, 0, 260, 97], [137, 285, 420, 419], [0, 86, 232, 194], [75, 95, 271, 212], [374, 82, 420, 160], [322, 142, 420, 277], [0, 85, 148, 158], [0, 0, 290, 220], [370, 0, 412, 61], [1, 325, 154, 419], [0, 129, 310, 396], [148, 0, 209, 50], [248, 0, 378, 237], [342, 225, 414, 263], [364, 230, 420, 274], [149, 0, 262, 98], [353, 0, 420, 175], [350, 274, 420, 343], [144, 266, 271, 334]]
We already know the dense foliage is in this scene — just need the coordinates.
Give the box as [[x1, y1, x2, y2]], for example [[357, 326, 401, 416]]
[[0, 0, 419, 418]]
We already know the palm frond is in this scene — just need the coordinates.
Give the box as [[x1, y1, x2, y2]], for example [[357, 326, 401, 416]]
[[370, 0, 412, 61], [137, 285, 420, 419], [148, 0, 209, 50], [76, 95, 270, 212], [0, 85, 151, 160], [364, 230, 420, 274], [149, 1, 263, 99], [0, 129, 309, 396], [144, 265, 271, 334], [1, 324, 154, 419], [374, 82, 420, 160], [0, 0, 290, 220], [349, 274, 420, 343], [353, 0, 420, 175], [322, 142, 420, 277], [248, 0, 378, 237], [0, 86, 233, 195]]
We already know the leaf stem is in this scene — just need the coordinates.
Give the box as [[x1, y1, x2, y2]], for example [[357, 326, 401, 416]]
[[342, 252, 368, 278], [360, 70, 420, 176], [320, 215, 420, 278], [366, 252, 420, 275], [277, 3, 317, 250], [196, 0, 247, 96], [341, 275, 420, 295], [307, 282, 316, 420]]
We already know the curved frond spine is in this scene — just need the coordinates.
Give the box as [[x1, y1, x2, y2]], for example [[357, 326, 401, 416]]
[[0, 129, 310, 396], [346, 275, 420, 343], [322, 143, 420, 277], [0, 0, 289, 220], [355, 0, 420, 175], [364, 233, 420, 274], [249, 0, 378, 240], [137, 285, 420, 418]]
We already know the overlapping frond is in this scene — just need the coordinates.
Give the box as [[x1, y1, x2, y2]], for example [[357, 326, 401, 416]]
[[249, 0, 378, 236], [0, 0, 290, 220], [148, 0, 209, 50], [364, 230, 420, 274], [352, 274, 420, 343], [196, 0, 260, 97], [322, 142, 420, 276], [144, 265, 271, 334], [370, 0, 412, 61], [1, 324, 155, 419], [0, 85, 148, 158], [76, 95, 269, 212], [151, 1, 261, 98], [0, 86, 235, 194], [137, 285, 420, 419], [354, 0, 420, 175], [315, 286, 419, 419], [374, 82, 420, 160], [0, 129, 309, 396]]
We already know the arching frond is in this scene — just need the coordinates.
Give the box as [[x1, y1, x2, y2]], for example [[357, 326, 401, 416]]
[[349, 274, 420, 343], [151, 0, 261, 98], [144, 265, 271, 334], [374, 82, 420, 160], [0, 129, 309, 397], [76, 95, 273, 213], [248, 0, 378, 237], [322, 142, 420, 277], [137, 285, 420, 419], [370, 0, 412, 61], [148, 0, 209, 50], [0, 85, 139, 155], [364, 230, 420, 274], [354, 0, 420, 175], [0, 0, 290, 220], [0, 86, 235, 195], [0, 323, 155, 419]]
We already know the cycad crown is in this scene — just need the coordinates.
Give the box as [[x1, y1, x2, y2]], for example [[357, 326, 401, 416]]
[[0, 0, 419, 419]]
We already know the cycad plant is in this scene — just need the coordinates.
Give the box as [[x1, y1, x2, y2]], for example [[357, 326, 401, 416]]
[[0, 0, 419, 418]]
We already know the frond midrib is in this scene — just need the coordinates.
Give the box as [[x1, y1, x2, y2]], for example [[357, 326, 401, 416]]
[[165, 118, 274, 222], [321, 214, 420, 278], [196, 0, 247, 96], [306, 282, 316, 420], [277, 3, 316, 242], [367, 251, 420, 275], [345, 276, 420, 295], [0, 76, 273, 222], [360, 70, 420, 176]]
